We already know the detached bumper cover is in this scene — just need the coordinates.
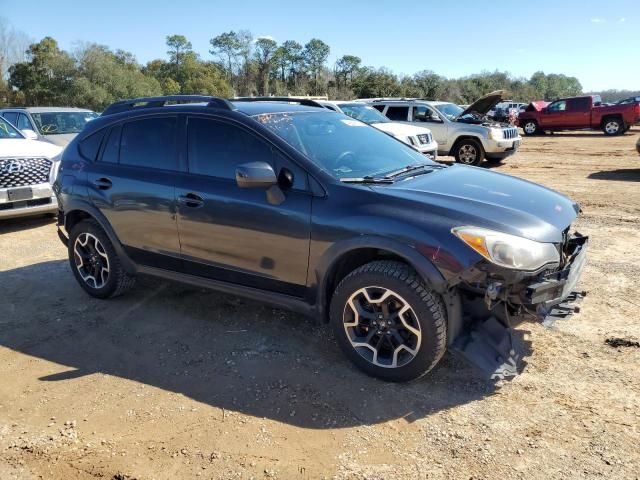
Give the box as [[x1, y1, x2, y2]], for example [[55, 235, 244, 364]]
[[451, 234, 588, 380], [522, 234, 588, 316]]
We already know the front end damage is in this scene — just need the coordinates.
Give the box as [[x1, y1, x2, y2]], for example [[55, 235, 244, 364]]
[[447, 231, 588, 379]]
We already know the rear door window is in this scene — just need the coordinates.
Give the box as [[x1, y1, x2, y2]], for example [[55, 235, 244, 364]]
[[567, 97, 590, 111], [385, 106, 409, 121], [119, 117, 178, 171]]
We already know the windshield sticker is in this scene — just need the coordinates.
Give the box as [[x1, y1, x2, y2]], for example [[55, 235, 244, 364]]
[[340, 119, 366, 127]]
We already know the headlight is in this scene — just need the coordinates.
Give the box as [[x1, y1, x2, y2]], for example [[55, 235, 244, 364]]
[[488, 128, 504, 140], [49, 159, 61, 184], [452, 226, 560, 271]]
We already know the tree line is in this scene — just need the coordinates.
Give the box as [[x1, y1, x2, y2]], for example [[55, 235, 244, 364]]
[[0, 21, 595, 111]]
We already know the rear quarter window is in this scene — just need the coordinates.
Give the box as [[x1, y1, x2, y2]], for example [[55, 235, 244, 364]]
[[78, 129, 107, 161]]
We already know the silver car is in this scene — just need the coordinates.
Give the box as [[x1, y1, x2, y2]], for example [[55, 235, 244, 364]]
[[0, 107, 99, 147], [363, 91, 522, 166]]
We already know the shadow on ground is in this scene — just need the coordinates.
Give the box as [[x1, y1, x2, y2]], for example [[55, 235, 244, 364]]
[[588, 169, 640, 182], [0, 260, 525, 429], [0, 214, 56, 234]]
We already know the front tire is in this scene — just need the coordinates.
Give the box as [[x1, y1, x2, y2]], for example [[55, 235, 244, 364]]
[[68, 219, 135, 299], [522, 120, 538, 136], [454, 138, 484, 166], [603, 118, 623, 136], [330, 261, 447, 382]]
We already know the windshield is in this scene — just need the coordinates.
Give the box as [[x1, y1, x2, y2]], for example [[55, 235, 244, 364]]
[[254, 111, 436, 179], [31, 111, 98, 135], [434, 103, 464, 120], [0, 117, 24, 139], [338, 104, 390, 124]]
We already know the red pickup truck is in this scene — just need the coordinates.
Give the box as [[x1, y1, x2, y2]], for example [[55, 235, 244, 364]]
[[518, 95, 640, 136]]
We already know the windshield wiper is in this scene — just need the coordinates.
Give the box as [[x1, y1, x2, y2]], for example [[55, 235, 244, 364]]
[[340, 176, 394, 184], [380, 164, 442, 179]]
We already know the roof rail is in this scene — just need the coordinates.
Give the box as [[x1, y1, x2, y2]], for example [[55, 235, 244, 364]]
[[101, 95, 236, 116], [232, 96, 324, 108], [369, 97, 420, 103]]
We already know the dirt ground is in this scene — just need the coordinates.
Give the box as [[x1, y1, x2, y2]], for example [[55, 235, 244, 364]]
[[1, 128, 639, 480]]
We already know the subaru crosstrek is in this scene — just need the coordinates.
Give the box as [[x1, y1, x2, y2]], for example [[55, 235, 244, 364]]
[[54, 95, 588, 382]]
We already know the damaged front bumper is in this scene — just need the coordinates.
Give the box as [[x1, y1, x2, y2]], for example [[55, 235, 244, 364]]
[[450, 233, 589, 379]]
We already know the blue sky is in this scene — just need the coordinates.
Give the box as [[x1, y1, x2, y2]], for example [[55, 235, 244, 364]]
[[2, 0, 638, 91]]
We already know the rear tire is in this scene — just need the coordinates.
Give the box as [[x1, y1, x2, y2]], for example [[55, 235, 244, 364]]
[[68, 219, 135, 299], [603, 117, 623, 136], [453, 138, 484, 166], [522, 120, 538, 136], [329, 260, 447, 382]]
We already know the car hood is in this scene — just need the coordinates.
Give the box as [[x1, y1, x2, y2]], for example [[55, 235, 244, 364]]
[[376, 165, 579, 243], [372, 122, 432, 137], [43, 133, 77, 147], [460, 90, 505, 117], [0, 138, 63, 159]]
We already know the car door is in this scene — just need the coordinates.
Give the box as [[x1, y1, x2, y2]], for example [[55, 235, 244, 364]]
[[540, 100, 568, 128], [85, 115, 182, 270], [410, 105, 447, 147], [174, 115, 312, 297], [565, 98, 591, 128]]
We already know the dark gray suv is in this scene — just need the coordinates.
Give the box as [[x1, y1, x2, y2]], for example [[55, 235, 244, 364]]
[[54, 96, 588, 382]]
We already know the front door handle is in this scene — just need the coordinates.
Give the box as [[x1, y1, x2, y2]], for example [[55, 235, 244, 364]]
[[93, 177, 112, 190], [178, 192, 204, 208]]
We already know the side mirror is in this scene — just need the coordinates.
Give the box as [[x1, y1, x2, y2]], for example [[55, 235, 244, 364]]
[[21, 129, 38, 140], [235, 161, 278, 189], [430, 114, 443, 123], [542, 107, 548, 114]]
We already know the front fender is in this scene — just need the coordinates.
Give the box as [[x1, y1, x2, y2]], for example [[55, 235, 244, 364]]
[[312, 235, 448, 321]]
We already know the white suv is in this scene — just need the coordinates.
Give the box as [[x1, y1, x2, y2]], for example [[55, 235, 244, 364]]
[[0, 117, 62, 219], [317, 100, 438, 158], [363, 91, 522, 166]]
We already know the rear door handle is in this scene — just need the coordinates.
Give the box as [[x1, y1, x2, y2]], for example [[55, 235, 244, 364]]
[[93, 177, 112, 190], [178, 192, 204, 208]]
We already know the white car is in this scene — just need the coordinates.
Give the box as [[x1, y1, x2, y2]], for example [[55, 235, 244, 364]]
[[364, 91, 522, 166], [317, 100, 438, 158], [0, 107, 99, 147], [0, 117, 62, 219]]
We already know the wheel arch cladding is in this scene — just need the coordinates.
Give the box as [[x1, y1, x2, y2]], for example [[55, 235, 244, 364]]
[[316, 236, 447, 321], [63, 201, 137, 274]]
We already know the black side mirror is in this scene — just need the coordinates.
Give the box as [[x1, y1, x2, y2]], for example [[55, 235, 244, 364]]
[[236, 161, 278, 189]]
